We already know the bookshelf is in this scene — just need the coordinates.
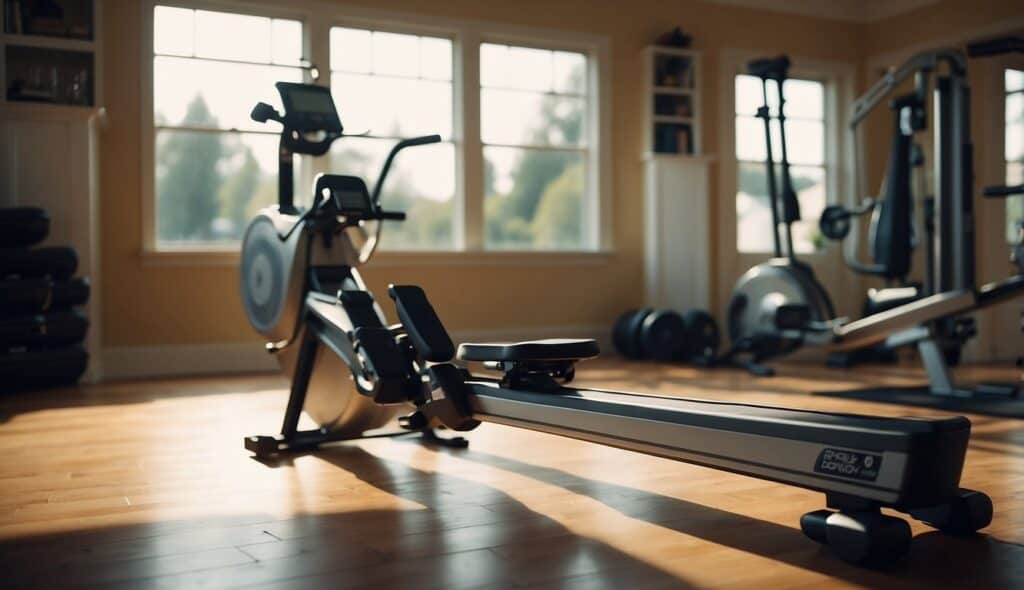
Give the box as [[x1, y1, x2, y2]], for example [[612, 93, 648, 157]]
[[1, 0, 104, 380], [641, 45, 713, 312], [2, 0, 102, 108], [644, 45, 702, 156]]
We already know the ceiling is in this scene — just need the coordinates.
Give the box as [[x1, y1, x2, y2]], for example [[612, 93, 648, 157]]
[[702, 0, 942, 23]]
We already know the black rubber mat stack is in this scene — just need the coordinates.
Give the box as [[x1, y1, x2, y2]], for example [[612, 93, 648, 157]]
[[0, 207, 90, 391]]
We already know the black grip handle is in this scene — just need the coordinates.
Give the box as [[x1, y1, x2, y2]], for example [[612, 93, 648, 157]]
[[983, 184, 1024, 198], [967, 36, 1024, 58], [376, 210, 407, 221], [397, 134, 442, 149], [747, 55, 790, 80]]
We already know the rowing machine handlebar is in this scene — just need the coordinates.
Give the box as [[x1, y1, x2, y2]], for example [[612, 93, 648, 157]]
[[371, 134, 442, 204]]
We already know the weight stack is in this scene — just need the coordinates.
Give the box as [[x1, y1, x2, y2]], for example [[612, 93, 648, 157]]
[[0, 207, 90, 392]]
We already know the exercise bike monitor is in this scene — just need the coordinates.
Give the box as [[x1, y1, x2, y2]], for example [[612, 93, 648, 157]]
[[276, 81, 343, 134]]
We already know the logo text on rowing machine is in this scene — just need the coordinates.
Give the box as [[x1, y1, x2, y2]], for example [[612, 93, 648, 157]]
[[813, 448, 882, 482]]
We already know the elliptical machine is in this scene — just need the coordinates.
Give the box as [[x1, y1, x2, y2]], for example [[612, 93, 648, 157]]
[[723, 56, 835, 375]]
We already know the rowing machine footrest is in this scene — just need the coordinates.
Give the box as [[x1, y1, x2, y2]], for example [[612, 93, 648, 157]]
[[388, 284, 455, 362], [417, 363, 480, 431], [351, 327, 415, 404]]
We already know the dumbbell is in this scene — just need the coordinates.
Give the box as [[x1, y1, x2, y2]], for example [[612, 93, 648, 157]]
[[613, 308, 721, 363]]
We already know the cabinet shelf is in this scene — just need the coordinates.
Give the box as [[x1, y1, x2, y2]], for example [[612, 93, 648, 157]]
[[645, 45, 702, 156], [652, 85, 692, 95], [653, 115, 692, 124], [2, 33, 94, 51]]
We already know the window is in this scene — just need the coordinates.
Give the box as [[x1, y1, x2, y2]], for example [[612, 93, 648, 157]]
[[328, 27, 456, 250], [146, 4, 608, 255], [734, 75, 828, 254], [152, 6, 305, 246], [480, 43, 593, 250], [1006, 68, 1024, 242]]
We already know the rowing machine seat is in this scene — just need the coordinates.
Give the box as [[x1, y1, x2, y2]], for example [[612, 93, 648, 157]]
[[457, 339, 600, 362]]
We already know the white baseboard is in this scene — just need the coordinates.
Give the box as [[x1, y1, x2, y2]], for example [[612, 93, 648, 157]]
[[102, 342, 279, 381], [100, 325, 612, 381]]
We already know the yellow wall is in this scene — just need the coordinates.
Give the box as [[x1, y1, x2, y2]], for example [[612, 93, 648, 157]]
[[99, 0, 1024, 351], [100, 0, 864, 347]]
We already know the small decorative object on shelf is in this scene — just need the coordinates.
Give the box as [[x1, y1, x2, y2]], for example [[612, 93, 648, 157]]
[[4, 0, 94, 39], [645, 37, 702, 156], [2, 1, 99, 107], [655, 26, 691, 48], [5, 45, 93, 105]]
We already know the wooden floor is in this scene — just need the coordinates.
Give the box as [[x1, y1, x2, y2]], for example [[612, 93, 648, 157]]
[[1, 359, 1023, 589]]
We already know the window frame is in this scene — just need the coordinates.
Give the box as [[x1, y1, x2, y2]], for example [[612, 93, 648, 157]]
[[722, 58, 846, 258], [139, 0, 612, 266], [1002, 63, 1024, 243], [715, 49, 856, 315], [731, 73, 831, 255]]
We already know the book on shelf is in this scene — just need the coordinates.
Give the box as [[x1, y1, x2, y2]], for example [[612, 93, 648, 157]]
[[5, 0, 24, 34]]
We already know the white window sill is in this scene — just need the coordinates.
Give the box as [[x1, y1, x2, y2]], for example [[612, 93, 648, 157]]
[[140, 248, 615, 268]]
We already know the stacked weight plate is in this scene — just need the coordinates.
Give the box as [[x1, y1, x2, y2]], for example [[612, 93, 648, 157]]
[[612, 307, 720, 364], [0, 207, 90, 391]]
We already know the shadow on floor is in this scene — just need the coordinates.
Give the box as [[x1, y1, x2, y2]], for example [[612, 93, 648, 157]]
[[0, 372, 287, 424]]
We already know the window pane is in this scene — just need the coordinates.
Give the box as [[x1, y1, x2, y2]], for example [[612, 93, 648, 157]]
[[194, 10, 272, 63], [156, 131, 286, 244], [154, 56, 302, 130], [328, 137, 456, 250], [484, 146, 588, 250], [736, 162, 826, 254], [331, 27, 372, 73], [553, 51, 586, 94], [1008, 162, 1023, 244], [1007, 69, 1024, 93], [1006, 93, 1023, 161], [786, 119, 825, 165], [154, 6, 194, 56], [736, 75, 779, 115], [784, 79, 824, 120], [481, 43, 552, 92], [736, 75, 823, 120], [419, 36, 452, 81], [332, 73, 451, 138], [373, 32, 419, 77], [482, 89, 586, 146], [735, 116, 822, 166], [735, 74, 765, 115], [271, 19, 302, 65]]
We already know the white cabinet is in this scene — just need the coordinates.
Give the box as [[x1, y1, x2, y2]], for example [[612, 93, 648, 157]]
[[0, 103, 104, 381], [644, 154, 714, 312]]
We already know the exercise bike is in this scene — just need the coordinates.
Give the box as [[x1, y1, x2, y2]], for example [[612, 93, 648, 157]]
[[722, 49, 1024, 400], [239, 81, 994, 568]]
